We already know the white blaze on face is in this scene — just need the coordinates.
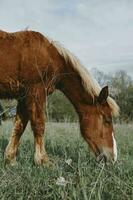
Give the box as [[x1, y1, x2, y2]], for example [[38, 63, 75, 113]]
[[100, 132, 117, 162], [112, 132, 117, 162]]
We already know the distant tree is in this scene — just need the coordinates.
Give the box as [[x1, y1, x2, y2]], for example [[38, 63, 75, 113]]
[[91, 68, 111, 86], [47, 90, 77, 122], [92, 69, 133, 122], [0, 69, 132, 122], [109, 70, 133, 121], [47, 69, 133, 122]]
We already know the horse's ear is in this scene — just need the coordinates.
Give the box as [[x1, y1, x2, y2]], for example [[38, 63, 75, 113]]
[[98, 86, 109, 104]]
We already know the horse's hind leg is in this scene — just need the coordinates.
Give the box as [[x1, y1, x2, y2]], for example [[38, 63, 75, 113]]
[[26, 85, 49, 165], [4, 100, 29, 165]]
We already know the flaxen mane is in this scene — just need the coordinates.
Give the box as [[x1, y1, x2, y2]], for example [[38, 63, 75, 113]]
[[51, 40, 119, 116]]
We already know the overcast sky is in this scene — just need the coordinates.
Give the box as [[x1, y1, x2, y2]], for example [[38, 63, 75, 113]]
[[0, 0, 133, 77]]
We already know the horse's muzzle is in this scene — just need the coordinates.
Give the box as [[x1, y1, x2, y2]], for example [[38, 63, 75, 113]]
[[96, 153, 107, 163]]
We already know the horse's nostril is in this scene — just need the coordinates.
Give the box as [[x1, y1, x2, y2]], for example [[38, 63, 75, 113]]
[[96, 153, 107, 163], [102, 154, 107, 163]]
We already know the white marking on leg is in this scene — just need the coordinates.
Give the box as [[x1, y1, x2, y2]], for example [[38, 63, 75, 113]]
[[34, 143, 48, 165], [112, 132, 117, 161]]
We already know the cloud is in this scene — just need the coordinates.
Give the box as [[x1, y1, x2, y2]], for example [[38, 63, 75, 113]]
[[0, 0, 133, 77]]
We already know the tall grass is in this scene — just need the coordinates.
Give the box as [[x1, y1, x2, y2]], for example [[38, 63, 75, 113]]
[[0, 121, 133, 200]]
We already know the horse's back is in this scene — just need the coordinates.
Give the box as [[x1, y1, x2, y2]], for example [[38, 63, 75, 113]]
[[0, 30, 62, 98], [0, 30, 52, 76]]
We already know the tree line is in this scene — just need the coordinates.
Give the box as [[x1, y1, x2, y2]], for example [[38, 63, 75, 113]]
[[1, 69, 133, 122], [92, 68, 133, 122], [47, 69, 133, 122]]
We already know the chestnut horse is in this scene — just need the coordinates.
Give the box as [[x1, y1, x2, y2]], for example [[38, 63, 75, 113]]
[[0, 30, 119, 165]]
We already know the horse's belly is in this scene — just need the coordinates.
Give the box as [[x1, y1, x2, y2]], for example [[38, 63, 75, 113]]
[[0, 79, 22, 99]]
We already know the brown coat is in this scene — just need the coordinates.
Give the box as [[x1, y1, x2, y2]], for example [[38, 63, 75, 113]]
[[1, 30, 119, 165]]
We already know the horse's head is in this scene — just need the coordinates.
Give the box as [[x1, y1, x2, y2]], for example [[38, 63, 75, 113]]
[[80, 86, 118, 163]]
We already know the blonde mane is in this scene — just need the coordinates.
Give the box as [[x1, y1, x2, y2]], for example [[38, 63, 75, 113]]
[[51, 40, 119, 116]]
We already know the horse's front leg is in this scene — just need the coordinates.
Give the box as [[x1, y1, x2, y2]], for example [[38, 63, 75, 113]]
[[4, 100, 29, 165], [26, 86, 49, 165]]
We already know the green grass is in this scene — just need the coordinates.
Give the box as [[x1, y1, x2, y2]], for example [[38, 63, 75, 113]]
[[0, 121, 133, 200]]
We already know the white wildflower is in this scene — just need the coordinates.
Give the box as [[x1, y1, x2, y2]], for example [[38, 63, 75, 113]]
[[56, 177, 67, 186], [65, 158, 72, 166]]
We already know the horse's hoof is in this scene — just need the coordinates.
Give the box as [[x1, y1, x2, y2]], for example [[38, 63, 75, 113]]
[[34, 154, 50, 166], [45, 160, 54, 167], [4, 157, 17, 166]]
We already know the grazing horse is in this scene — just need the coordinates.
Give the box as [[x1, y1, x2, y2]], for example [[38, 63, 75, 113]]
[[0, 30, 119, 165]]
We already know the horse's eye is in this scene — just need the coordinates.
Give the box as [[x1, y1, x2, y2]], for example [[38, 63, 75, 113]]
[[104, 116, 112, 125]]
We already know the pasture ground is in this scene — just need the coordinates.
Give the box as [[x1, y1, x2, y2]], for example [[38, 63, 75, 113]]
[[0, 121, 133, 200]]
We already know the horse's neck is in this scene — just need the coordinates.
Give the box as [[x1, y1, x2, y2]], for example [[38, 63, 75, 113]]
[[57, 69, 93, 115]]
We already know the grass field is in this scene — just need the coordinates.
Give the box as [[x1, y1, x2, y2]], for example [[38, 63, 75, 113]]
[[0, 121, 133, 200]]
